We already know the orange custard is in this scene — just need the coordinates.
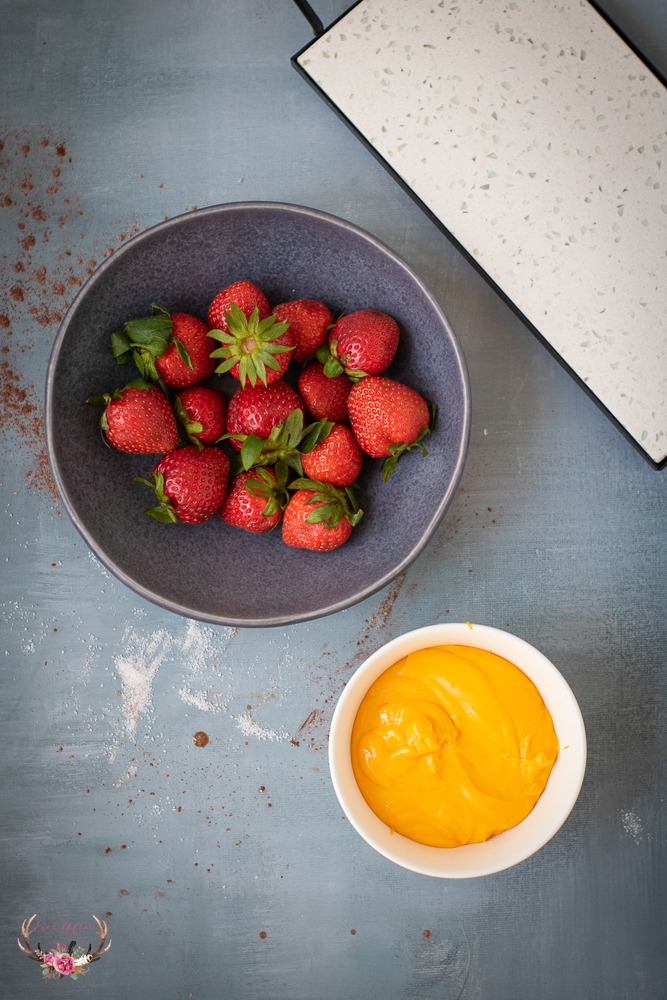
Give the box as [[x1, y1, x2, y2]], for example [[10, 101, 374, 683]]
[[351, 645, 559, 847]]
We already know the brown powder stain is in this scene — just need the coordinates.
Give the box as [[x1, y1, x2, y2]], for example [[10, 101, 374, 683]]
[[0, 362, 58, 499], [192, 731, 210, 748], [356, 574, 407, 649]]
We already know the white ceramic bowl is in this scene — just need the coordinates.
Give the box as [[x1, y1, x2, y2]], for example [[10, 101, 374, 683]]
[[328, 623, 586, 878]]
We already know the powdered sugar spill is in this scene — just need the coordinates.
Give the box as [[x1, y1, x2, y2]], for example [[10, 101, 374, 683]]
[[109, 620, 250, 747], [177, 619, 237, 715], [234, 713, 289, 743], [620, 809, 644, 845], [115, 628, 172, 738]]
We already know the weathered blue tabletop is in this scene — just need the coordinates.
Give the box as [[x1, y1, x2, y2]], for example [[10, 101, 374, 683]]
[[1, 1, 665, 998]]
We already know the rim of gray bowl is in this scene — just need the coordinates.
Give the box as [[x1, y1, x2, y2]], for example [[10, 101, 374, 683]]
[[45, 201, 471, 627]]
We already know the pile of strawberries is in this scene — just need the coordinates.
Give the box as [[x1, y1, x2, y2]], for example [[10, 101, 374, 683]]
[[87, 280, 435, 551]]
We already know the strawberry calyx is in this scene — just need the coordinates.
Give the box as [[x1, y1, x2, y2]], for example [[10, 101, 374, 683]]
[[133, 470, 182, 524], [208, 303, 292, 387], [288, 477, 363, 529], [174, 394, 204, 450], [315, 341, 365, 382], [244, 462, 291, 519], [380, 402, 438, 483], [111, 304, 193, 387], [223, 408, 333, 477]]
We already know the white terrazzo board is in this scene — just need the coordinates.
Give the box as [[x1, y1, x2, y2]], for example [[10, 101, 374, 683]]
[[295, 0, 667, 466]]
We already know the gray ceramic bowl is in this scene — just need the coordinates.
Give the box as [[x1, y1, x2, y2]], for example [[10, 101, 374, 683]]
[[46, 202, 470, 626]]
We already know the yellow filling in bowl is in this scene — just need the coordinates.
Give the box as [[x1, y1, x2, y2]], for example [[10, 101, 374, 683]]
[[351, 645, 560, 848]]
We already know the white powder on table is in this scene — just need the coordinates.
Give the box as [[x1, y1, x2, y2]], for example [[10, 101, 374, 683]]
[[620, 809, 644, 845]]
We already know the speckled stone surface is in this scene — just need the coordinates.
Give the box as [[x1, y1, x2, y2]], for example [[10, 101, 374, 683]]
[[297, 0, 667, 465], [46, 203, 470, 626]]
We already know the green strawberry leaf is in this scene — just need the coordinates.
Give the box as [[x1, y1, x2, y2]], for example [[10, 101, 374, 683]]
[[283, 452, 305, 477], [208, 354, 238, 374], [123, 314, 172, 348], [322, 353, 344, 379], [299, 418, 333, 454], [85, 391, 114, 407], [240, 434, 268, 471], [112, 306, 174, 384], [111, 330, 133, 365], [173, 337, 193, 370], [380, 453, 400, 483], [144, 504, 181, 524], [133, 471, 182, 523], [342, 367, 368, 382], [379, 404, 436, 482], [244, 464, 291, 518], [174, 394, 203, 448], [289, 477, 363, 528], [281, 409, 305, 448]]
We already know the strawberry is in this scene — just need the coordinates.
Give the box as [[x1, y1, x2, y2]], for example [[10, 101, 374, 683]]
[[219, 464, 290, 534], [297, 361, 352, 423], [136, 445, 230, 524], [282, 480, 363, 552], [87, 380, 178, 454], [175, 386, 227, 448], [111, 305, 216, 388], [271, 299, 334, 363], [301, 423, 363, 487], [347, 375, 436, 481], [225, 382, 305, 453], [207, 280, 270, 331], [317, 309, 399, 380], [208, 281, 293, 387]]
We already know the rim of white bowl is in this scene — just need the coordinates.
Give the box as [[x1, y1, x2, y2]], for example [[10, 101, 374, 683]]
[[328, 622, 587, 878]]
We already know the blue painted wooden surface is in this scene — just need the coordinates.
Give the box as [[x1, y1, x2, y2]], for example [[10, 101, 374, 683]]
[[1, 1, 665, 997]]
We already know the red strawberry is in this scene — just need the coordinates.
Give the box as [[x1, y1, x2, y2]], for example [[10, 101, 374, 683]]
[[137, 445, 230, 524], [208, 280, 292, 387], [297, 362, 352, 423], [282, 481, 363, 552], [225, 382, 305, 452], [111, 306, 215, 388], [301, 423, 363, 487], [87, 380, 178, 454], [317, 309, 399, 380], [155, 313, 217, 387], [347, 376, 435, 481], [271, 299, 334, 363], [219, 465, 290, 534], [175, 386, 227, 448], [207, 280, 269, 332]]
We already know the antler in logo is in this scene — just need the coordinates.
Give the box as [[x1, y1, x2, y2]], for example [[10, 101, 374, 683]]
[[18, 915, 112, 980]]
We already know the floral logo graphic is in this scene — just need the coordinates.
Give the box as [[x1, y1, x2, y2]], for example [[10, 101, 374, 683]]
[[17, 915, 111, 981]]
